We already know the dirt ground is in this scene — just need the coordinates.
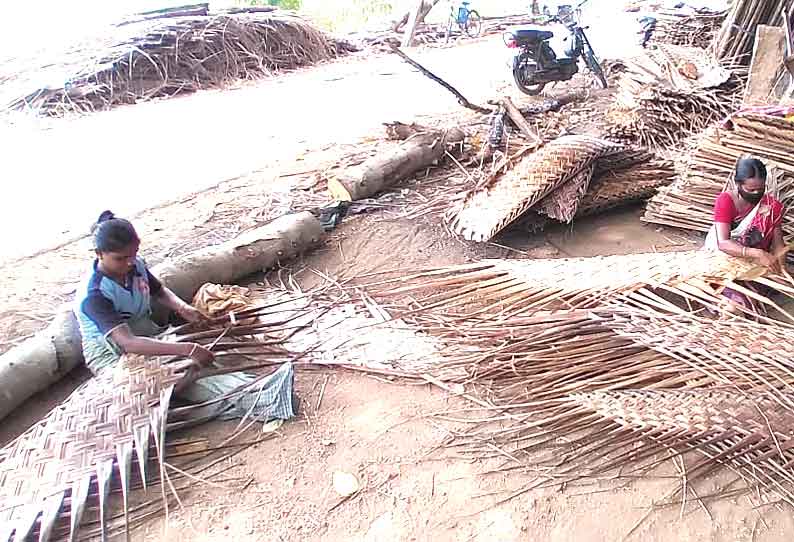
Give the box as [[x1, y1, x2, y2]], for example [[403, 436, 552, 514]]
[[127, 215, 791, 542], [2, 9, 793, 541]]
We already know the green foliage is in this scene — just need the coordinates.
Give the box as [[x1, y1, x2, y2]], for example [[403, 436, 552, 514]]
[[244, 0, 302, 9], [303, 0, 394, 32]]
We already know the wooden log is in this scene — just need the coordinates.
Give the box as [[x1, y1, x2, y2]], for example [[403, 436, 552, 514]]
[[0, 212, 323, 422], [744, 25, 787, 106], [327, 128, 466, 201]]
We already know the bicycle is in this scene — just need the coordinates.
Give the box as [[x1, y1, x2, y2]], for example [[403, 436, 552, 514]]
[[445, 1, 482, 41]]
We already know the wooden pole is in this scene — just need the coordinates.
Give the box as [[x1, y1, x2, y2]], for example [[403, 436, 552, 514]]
[[500, 96, 542, 145], [402, 0, 426, 48], [389, 44, 492, 113]]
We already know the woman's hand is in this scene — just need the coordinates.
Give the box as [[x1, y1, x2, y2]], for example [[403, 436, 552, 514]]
[[177, 303, 208, 324], [186, 343, 215, 367], [753, 249, 781, 273]]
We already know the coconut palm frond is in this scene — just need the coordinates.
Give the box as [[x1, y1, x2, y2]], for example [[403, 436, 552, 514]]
[[374, 250, 791, 318], [0, 355, 179, 542]]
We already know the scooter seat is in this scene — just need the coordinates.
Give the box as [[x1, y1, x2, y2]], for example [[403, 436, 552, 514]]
[[513, 28, 554, 42]]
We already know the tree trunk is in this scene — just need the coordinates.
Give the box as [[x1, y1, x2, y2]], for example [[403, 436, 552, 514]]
[[402, 0, 428, 47], [0, 212, 324, 422], [327, 128, 465, 201], [393, 0, 440, 33]]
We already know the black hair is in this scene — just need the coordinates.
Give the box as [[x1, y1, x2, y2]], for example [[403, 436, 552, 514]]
[[91, 210, 140, 253], [734, 158, 767, 184]]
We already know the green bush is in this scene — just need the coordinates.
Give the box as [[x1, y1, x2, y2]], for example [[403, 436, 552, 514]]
[[244, 0, 303, 10]]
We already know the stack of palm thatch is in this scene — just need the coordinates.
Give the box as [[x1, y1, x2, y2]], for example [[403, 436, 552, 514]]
[[520, 153, 676, 232], [650, 9, 727, 49], [643, 109, 794, 244], [449, 136, 674, 241], [712, 0, 790, 64], [3, 10, 349, 115], [606, 44, 743, 149], [365, 248, 794, 506]]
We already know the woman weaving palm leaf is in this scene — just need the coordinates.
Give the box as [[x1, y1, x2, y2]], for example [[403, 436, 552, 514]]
[[705, 158, 787, 312], [74, 211, 298, 423]]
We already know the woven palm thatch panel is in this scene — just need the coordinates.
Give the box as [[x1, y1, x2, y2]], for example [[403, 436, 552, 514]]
[[450, 135, 623, 241], [643, 112, 794, 243], [520, 154, 674, 232], [567, 389, 794, 504], [0, 355, 179, 542], [599, 310, 794, 397], [535, 164, 595, 223], [580, 161, 675, 216], [377, 250, 768, 317]]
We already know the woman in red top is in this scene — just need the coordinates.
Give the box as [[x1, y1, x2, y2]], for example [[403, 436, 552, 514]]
[[706, 158, 786, 311]]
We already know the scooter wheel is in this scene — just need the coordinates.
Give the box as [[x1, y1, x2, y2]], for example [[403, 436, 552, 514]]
[[513, 71, 546, 95]]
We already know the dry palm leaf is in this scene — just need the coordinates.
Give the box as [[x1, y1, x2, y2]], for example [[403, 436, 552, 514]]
[[605, 44, 742, 149], [391, 304, 794, 504], [452, 389, 794, 507], [449, 135, 623, 241], [373, 249, 791, 319], [0, 355, 179, 542]]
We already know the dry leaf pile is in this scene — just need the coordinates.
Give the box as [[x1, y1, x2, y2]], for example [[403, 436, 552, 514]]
[[606, 44, 742, 148], [3, 11, 349, 115]]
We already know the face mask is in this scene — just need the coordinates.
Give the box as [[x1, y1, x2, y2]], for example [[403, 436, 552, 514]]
[[738, 186, 764, 205]]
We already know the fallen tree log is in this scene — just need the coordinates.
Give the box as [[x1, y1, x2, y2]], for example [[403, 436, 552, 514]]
[[0, 212, 324, 422], [327, 127, 466, 201]]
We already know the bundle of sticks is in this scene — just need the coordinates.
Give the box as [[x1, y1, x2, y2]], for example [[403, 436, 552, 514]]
[[643, 110, 794, 244], [606, 44, 743, 149], [712, 0, 790, 64], [649, 9, 726, 49]]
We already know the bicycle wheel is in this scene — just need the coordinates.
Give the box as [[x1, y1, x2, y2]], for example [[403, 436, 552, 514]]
[[464, 10, 483, 38]]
